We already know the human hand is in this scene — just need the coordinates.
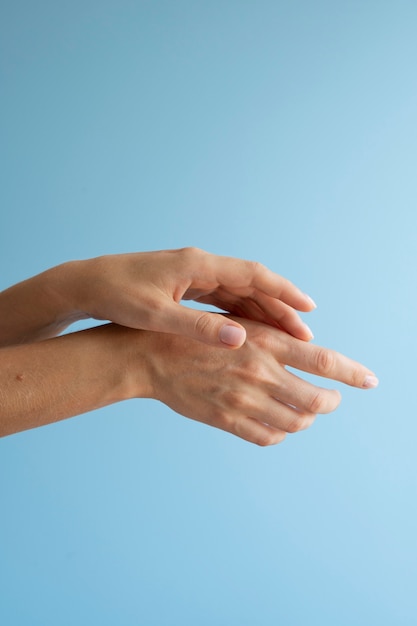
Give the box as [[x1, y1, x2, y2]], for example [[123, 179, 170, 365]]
[[69, 247, 316, 348], [0, 318, 378, 440], [129, 317, 379, 446]]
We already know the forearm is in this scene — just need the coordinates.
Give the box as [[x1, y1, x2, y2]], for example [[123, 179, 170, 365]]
[[0, 261, 88, 347], [0, 324, 150, 437]]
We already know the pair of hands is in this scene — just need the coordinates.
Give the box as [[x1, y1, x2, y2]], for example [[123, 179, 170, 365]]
[[0, 246, 378, 442], [60, 247, 377, 445]]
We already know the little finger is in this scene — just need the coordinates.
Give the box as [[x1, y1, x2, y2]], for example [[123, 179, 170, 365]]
[[222, 414, 288, 447]]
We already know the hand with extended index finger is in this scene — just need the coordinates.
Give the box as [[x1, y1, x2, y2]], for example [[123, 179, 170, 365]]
[[136, 317, 379, 446], [68, 247, 316, 349]]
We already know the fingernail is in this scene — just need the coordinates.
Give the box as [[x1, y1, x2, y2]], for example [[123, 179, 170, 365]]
[[363, 375, 379, 389], [305, 294, 317, 309], [219, 325, 246, 347]]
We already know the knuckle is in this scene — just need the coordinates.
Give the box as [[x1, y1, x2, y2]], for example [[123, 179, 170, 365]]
[[350, 367, 365, 388], [194, 311, 216, 336], [285, 411, 317, 434], [214, 411, 233, 431], [243, 359, 266, 381], [307, 390, 328, 414], [251, 260, 267, 276], [286, 415, 305, 434], [179, 246, 204, 257], [295, 413, 317, 431], [253, 328, 273, 351], [177, 247, 206, 271], [223, 389, 248, 411], [242, 259, 268, 286], [254, 430, 284, 447], [315, 348, 336, 376], [275, 431, 287, 444]]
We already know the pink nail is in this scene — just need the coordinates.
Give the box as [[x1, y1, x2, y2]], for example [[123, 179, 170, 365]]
[[219, 325, 246, 347]]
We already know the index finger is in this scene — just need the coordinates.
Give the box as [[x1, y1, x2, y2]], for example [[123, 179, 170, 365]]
[[279, 334, 379, 389]]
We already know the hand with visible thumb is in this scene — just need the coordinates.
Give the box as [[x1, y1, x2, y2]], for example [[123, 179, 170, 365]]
[[67, 247, 316, 348]]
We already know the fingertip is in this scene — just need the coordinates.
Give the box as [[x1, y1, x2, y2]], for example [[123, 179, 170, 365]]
[[305, 294, 317, 309], [291, 322, 314, 342], [219, 324, 246, 348], [334, 388, 342, 405], [362, 375, 379, 389], [294, 293, 317, 313], [302, 322, 314, 341], [327, 388, 342, 412]]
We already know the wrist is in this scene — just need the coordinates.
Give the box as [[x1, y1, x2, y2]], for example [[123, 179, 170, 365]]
[[49, 260, 91, 325], [115, 326, 158, 401], [0, 261, 90, 346]]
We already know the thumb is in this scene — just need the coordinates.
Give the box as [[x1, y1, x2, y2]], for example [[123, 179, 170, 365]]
[[160, 304, 247, 348]]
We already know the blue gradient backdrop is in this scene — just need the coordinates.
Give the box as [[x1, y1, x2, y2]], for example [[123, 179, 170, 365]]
[[1, 2, 417, 624]]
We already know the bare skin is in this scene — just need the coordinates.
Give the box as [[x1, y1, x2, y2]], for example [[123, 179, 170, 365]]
[[0, 247, 315, 348], [0, 248, 378, 442], [0, 319, 378, 443]]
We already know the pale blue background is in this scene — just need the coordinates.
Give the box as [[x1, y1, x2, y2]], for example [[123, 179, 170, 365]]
[[1, 1, 417, 624]]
